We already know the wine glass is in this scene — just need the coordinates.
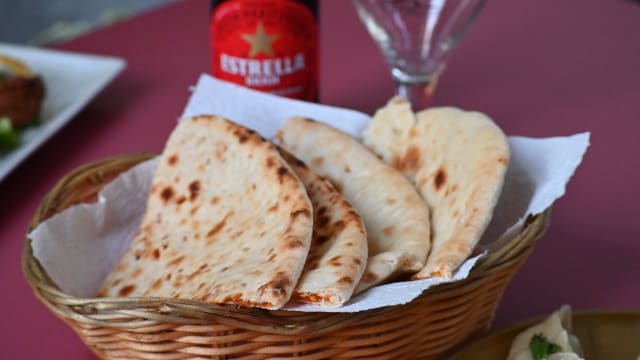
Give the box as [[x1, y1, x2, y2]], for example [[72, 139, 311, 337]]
[[353, 0, 487, 110]]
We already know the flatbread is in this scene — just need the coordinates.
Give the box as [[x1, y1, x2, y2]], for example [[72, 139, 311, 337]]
[[278, 149, 368, 307], [97, 115, 313, 310], [276, 117, 430, 293], [363, 96, 509, 279]]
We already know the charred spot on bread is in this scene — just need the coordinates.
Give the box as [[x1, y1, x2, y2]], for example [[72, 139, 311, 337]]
[[207, 213, 231, 239], [167, 255, 185, 267], [360, 271, 378, 284], [317, 215, 330, 227], [315, 235, 330, 245], [291, 208, 311, 219], [258, 272, 292, 299], [286, 238, 305, 249], [434, 168, 447, 190], [328, 256, 342, 267], [395, 145, 421, 172], [160, 186, 174, 202], [330, 179, 343, 193], [189, 180, 201, 200], [277, 166, 288, 176], [118, 284, 136, 297], [150, 278, 163, 291]]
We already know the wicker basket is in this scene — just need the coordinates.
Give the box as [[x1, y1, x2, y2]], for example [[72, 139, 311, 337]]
[[23, 153, 550, 360]]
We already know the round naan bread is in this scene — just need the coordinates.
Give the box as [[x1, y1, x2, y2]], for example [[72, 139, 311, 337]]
[[98, 115, 313, 310]]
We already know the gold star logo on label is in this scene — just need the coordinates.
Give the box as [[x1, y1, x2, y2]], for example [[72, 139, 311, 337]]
[[242, 22, 279, 57]]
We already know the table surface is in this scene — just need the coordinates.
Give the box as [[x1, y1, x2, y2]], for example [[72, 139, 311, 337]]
[[2, 0, 639, 358]]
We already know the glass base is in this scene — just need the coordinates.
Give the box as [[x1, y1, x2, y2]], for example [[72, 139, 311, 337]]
[[396, 79, 439, 111]]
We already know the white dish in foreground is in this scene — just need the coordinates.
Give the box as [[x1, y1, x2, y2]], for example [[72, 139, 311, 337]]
[[0, 42, 126, 182], [448, 310, 640, 360]]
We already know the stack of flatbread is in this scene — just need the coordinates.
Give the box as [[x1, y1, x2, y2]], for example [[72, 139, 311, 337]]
[[98, 115, 369, 309], [98, 96, 509, 309], [364, 97, 510, 279]]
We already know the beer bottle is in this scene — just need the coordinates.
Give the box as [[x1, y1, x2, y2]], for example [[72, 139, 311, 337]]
[[210, 0, 319, 102]]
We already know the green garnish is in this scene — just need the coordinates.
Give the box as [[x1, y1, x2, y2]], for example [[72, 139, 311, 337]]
[[529, 333, 562, 360], [0, 117, 20, 149]]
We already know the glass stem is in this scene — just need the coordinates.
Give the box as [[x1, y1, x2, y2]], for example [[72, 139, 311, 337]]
[[395, 80, 437, 111]]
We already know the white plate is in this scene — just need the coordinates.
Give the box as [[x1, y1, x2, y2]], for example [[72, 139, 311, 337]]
[[0, 42, 126, 182]]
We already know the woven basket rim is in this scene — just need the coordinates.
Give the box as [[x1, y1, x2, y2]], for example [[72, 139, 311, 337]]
[[22, 153, 551, 335]]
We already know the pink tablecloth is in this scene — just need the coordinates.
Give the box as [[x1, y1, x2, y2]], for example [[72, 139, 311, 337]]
[[1, 0, 638, 358]]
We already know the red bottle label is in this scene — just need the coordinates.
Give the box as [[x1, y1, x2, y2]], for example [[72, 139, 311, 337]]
[[210, 0, 318, 101]]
